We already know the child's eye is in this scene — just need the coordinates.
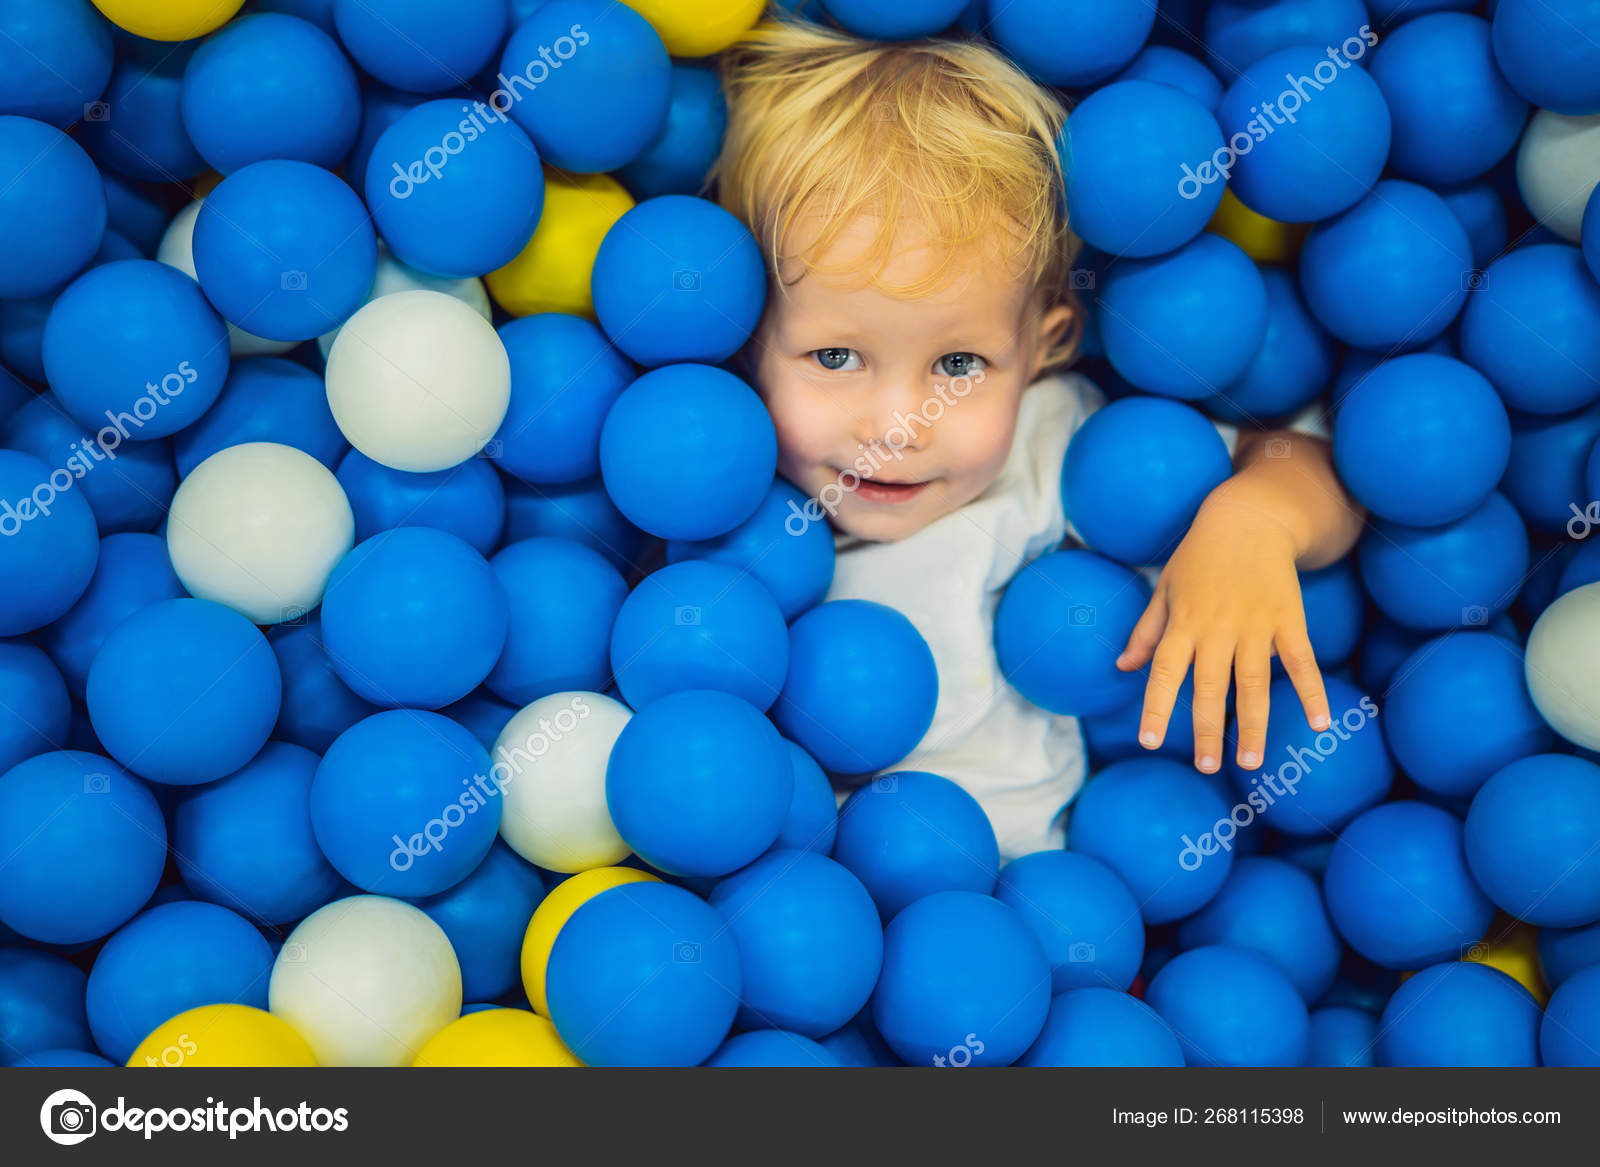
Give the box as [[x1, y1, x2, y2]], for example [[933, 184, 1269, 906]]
[[936, 352, 986, 378], [812, 348, 863, 372]]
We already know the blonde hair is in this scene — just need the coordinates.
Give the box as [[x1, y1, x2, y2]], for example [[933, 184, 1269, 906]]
[[713, 15, 1084, 370]]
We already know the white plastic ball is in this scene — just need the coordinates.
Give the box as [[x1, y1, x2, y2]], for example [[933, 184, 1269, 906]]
[[1516, 110, 1600, 243], [317, 242, 490, 358], [167, 441, 354, 624], [157, 199, 299, 357], [1526, 581, 1600, 750], [268, 895, 462, 1067], [495, 691, 632, 873], [324, 289, 511, 472]]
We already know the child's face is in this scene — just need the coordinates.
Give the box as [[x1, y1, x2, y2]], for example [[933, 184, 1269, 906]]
[[749, 214, 1071, 543]]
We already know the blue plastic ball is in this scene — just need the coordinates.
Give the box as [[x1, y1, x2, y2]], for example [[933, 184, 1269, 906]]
[[1440, 180, 1509, 270], [1298, 559, 1364, 668], [1206, 268, 1335, 424], [5, 1048, 117, 1068], [599, 363, 776, 541], [492, 314, 633, 487], [86, 598, 281, 785], [0, 641, 69, 776], [592, 195, 766, 367], [498, 0, 670, 173], [1492, 0, 1600, 116], [312, 709, 498, 897], [1018, 987, 1185, 1067], [0, 751, 165, 944], [1460, 244, 1600, 415], [1585, 186, 1600, 286], [336, 449, 505, 556], [175, 356, 347, 478], [1505, 403, 1600, 532], [410, 840, 546, 1002], [180, 13, 360, 173], [1358, 492, 1528, 631], [1062, 395, 1232, 566], [1307, 1005, 1377, 1067], [99, 173, 169, 257], [820, 0, 967, 38], [1324, 801, 1495, 969], [0, 116, 104, 298], [1147, 945, 1309, 1066], [439, 692, 518, 752], [993, 550, 1150, 717], [618, 64, 728, 200], [1081, 672, 1199, 766], [194, 160, 377, 341], [1112, 46, 1222, 111], [709, 850, 883, 1037], [174, 741, 343, 925], [1065, 81, 1224, 258], [995, 851, 1144, 993], [610, 559, 788, 712], [1215, 45, 1391, 223], [774, 600, 938, 776], [771, 741, 838, 855], [0, 949, 92, 1062], [1466, 755, 1600, 927], [490, 536, 627, 705], [546, 880, 741, 1067], [267, 615, 378, 753], [87, 901, 273, 1063], [1203, 0, 1370, 79], [79, 54, 204, 183], [333, 0, 507, 93], [502, 475, 646, 571], [702, 1030, 839, 1067], [1384, 632, 1554, 799], [1378, 961, 1540, 1066], [606, 689, 792, 878], [1541, 920, 1600, 990], [0, 0, 113, 128], [320, 526, 509, 709], [1543, 964, 1600, 1066], [872, 891, 1051, 1067], [1098, 233, 1268, 399], [832, 772, 999, 922], [42, 259, 229, 438], [988, 0, 1155, 87]]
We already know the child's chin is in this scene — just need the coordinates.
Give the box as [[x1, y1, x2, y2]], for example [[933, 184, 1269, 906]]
[[833, 504, 936, 545]]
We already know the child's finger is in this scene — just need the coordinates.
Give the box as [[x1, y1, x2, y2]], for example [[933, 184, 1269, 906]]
[[1116, 583, 1169, 672], [1138, 634, 1193, 751], [1189, 641, 1234, 774], [1276, 624, 1331, 732], [1232, 640, 1275, 770]]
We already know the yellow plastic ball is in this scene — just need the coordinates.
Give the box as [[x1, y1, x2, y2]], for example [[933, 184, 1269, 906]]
[[1466, 919, 1550, 1006], [486, 171, 635, 320], [1206, 189, 1308, 265], [617, 0, 766, 57], [91, 0, 245, 41], [521, 866, 659, 1015], [412, 1009, 583, 1067], [125, 1005, 317, 1068]]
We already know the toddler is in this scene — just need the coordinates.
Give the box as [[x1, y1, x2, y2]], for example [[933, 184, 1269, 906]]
[[714, 19, 1365, 858]]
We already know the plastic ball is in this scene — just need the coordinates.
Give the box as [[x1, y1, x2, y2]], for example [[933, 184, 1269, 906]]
[[1146, 945, 1309, 1067], [336, 450, 505, 557], [1298, 559, 1363, 668], [1324, 801, 1495, 969], [0, 949, 93, 1063], [87, 599, 280, 785], [1384, 632, 1554, 799], [1098, 233, 1269, 399], [1365, 494, 1529, 633], [412, 1008, 579, 1067], [774, 600, 938, 775], [10, 1048, 117, 1068], [318, 242, 492, 357], [611, 559, 787, 712], [410, 841, 546, 1003], [167, 442, 354, 625], [545, 880, 740, 1066], [599, 363, 776, 540], [175, 741, 343, 925], [520, 866, 659, 1013], [606, 688, 791, 877], [0, 0, 114, 128], [0, 116, 105, 298], [1205, 188, 1308, 265], [1062, 395, 1232, 566], [1019, 987, 1185, 1067], [269, 896, 462, 1066], [0, 641, 68, 780], [90, 0, 243, 40], [502, 475, 647, 571], [1460, 244, 1600, 414], [100, 172, 172, 256], [1505, 403, 1600, 532], [0, 751, 165, 944], [155, 198, 297, 358], [1465, 755, 1600, 927], [1081, 673, 1200, 767], [491, 538, 626, 706], [1516, 110, 1600, 243], [1112, 45, 1222, 112], [703, 1030, 838, 1067], [817, 0, 965, 38], [1526, 582, 1600, 750], [1542, 964, 1600, 1066], [332, 0, 505, 93], [79, 50, 204, 183], [618, 63, 728, 199], [988, 0, 1155, 88], [1307, 1005, 1376, 1068], [194, 160, 376, 342], [441, 692, 518, 752], [174, 357, 346, 478], [179, 13, 360, 173], [1493, 0, 1600, 116], [492, 313, 633, 487], [1378, 961, 1540, 1067], [498, 0, 670, 173], [872, 891, 1050, 1067], [1206, 268, 1334, 423], [1069, 756, 1234, 925], [325, 290, 511, 472], [1440, 179, 1509, 270], [1466, 920, 1550, 1005], [995, 851, 1144, 994], [0, 450, 100, 637], [42, 259, 229, 438], [772, 741, 838, 855], [1540, 920, 1600, 991], [1587, 186, 1600, 285], [366, 99, 543, 280], [592, 195, 766, 367], [1202, 0, 1369, 79], [993, 550, 1150, 717], [494, 692, 631, 873], [126, 1004, 316, 1068], [1215, 45, 1391, 224], [267, 615, 378, 753], [486, 170, 634, 318]]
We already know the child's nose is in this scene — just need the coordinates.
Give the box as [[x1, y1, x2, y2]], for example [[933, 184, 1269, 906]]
[[855, 380, 935, 453]]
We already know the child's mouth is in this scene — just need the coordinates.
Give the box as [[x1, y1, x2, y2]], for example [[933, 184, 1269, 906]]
[[853, 477, 930, 504]]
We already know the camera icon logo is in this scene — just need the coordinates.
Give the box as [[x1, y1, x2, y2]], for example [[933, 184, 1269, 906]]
[[673, 269, 701, 292], [478, 439, 504, 459], [675, 606, 702, 626], [281, 270, 308, 292], [83, 772, 110, 794], [1067, 941, 1096, 963], [83, 102, 110, 123], [279, 605, 308, 627], [1461, 269, 1489, 292], [280, 941, 307, 963], [1264, 437, 1293, 459], [1068, 604, 1096, 627], [673, 941, 701, 963], [1461, 605, 1489, 627], [1069, 269, 1096, 291], [871, 774, 899, 794], [40, 1089, 97, 1146]]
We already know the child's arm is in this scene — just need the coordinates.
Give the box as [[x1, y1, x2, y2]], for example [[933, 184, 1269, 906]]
[[1114, 430, 1366, 774]]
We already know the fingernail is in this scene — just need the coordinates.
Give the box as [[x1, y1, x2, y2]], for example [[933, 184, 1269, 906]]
[[1199, 755, 1218, 772], [1240, 751, 1260, 767], [1312, 713, 1331, 731], [1139, 731, 1158, 747]]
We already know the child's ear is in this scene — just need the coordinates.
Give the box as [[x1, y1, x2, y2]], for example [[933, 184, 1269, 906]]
[[1031, 302, 1077, 377]]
